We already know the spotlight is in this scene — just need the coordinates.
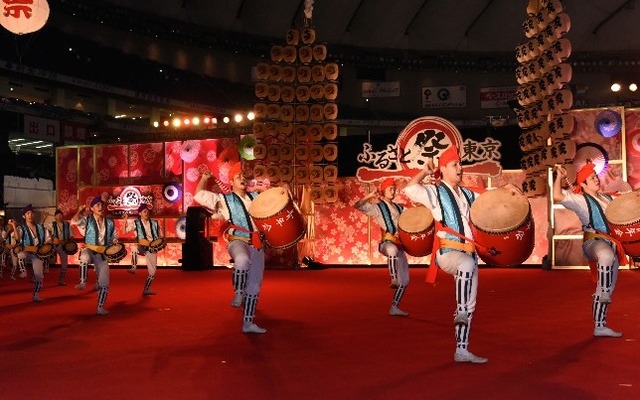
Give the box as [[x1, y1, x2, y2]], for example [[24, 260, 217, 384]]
[[203, 116, 211, 124], [183, 118, 191, 126], [172, 118, 181, 127], [234, 114, 243, 123], [223, 116, 230, 124], [611, 83, 622, 92], [192, 117, 200, 126], [153, 121, 159, 128], [163, 120, 170, 127], [247, 112, 255, 121], [630, 83, 638, 92]]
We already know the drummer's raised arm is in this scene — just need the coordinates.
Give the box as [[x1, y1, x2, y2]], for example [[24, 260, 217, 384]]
[[552, 165, 567, 203], [406, 159, 435, 188], [195, 171, 213, 194]]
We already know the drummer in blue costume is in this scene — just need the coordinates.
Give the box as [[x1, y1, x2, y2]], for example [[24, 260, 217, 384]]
[[195, 162, 268, 334], [553, 162, 627, 338], [404, 145, 489, 364], [72, 195, 118, 315], [44, 209, 75, 286], [124, 203, 163, 296], [355, 177, 411, 316], [14, 204, 51, 302]]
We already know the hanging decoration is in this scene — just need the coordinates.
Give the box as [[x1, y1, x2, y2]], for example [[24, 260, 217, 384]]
[[594, 109, 622, 138], [0, 0, 50, 35]]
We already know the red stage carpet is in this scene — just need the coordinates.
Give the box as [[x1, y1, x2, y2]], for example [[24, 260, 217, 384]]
[[1, 266, 640, 400]]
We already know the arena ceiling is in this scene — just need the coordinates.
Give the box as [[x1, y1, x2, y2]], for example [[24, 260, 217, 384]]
[[95, 0, 640, 55]]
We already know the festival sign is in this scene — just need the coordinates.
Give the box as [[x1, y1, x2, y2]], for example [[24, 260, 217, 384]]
[[356, 116, 503, 183]]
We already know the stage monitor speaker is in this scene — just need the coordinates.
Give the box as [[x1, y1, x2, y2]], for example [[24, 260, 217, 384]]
[[182, 206, 213, 271]]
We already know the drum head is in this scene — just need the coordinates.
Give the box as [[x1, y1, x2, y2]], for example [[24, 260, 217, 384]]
[[470, 187, 530, 233], [249, 187, 290, 219], [105, 243, 123, 256], [398, 207, 434, 233], [605, 191, 640, 225]]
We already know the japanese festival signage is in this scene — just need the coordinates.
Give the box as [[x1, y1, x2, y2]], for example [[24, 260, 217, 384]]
[[0, 0, 49, 35], [356, 116, 503, 183]]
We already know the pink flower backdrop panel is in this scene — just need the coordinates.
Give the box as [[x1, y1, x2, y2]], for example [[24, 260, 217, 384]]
[[570, 107, 623, 160], [56, 147, 79, 219], [78, 146, 95, 186], [624, 109, 640, 189], [182, 139, 232, 210], [165, 141, 184, 181], [129, 143, 164, 182], [95, 145, 129, 186]]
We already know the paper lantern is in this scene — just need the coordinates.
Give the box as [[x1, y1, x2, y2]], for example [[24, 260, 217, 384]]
[[0, 0, 49, 35]]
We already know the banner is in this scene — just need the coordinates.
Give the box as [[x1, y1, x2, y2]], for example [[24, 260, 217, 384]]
[[480, 86, 518, 109], [361, 81, 400, 98], [24, 115, 60, 143], [422, 85, 466, 108]]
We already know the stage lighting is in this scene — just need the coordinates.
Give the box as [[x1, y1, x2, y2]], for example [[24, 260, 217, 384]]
[[192, 117, 200, 125], [247, 112, 255, 121], [630, 83, 638, 92], [234, 114, 243, 123], [172, 118, 181, 127], [183, 118, 191, 126], [223, 116, 230, 124], [611, 83, 622, 92]]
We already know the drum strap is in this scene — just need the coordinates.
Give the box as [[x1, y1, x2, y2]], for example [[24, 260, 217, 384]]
[[223, 193, 257, 239], [227, 224, 263, 250], [435, 184, 473, 243], [583, 193, 611, 234], [21, 224, 45, 246], [377, 201, 402, 235], [427, 221, 482, 284], [583, 231, 628, 283], [381, 232, 401, 245], [85, 244, 106, 254], [53, 222, 71, 241]]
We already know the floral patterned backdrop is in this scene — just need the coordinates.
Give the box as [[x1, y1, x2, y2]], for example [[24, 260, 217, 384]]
[[56, 108, 640, 268]]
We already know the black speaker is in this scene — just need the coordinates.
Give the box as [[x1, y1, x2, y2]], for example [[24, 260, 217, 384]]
[[181, 206, 213, 271]]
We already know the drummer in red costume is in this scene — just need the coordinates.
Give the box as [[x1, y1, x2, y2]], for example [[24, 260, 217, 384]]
[[194, 162, 269, 334], [404, 145, 497, 364], [553, 162, 627, 338], [355, 178, 411, 316]]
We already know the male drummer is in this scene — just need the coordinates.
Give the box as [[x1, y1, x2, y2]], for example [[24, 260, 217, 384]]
[[124, 203, 163, 295], [14, 204, 51, 302], [4, 218, 25, 280], [72, 195, 118, 315], [404, 145, 493, 364], [44, 209, 74, 286], [355, 178, 410, 316], [553, 163, 626, 338], [194, 162, 268, 334]]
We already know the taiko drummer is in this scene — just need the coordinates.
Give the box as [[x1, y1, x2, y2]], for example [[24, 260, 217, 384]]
[[553, 162, 628, 338], [354, 178, 411, 317], [42, 209, 77, 286], [123, 203, 163, 296], [195, 162, 272, 334], [404, 145, 519, 364], [72, 195, 118, 315], [13, 204, 52, 302]]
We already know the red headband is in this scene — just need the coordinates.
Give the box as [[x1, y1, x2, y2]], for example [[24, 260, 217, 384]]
[[379, 178, 395, 192], [438, 146, 461, 168], [228, 162, 243, 180], [573, 162, 596, 193]]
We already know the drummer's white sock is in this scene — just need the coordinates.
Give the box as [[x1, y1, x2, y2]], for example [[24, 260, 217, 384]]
[[593, 295, 609, 328], [388, 256, 398, 282], [131, 252, 138, 269], [392, 285, 406, 307], [232, 269, 248, 295], [455, 270, 473, 314], [455, 313, 473, 350]]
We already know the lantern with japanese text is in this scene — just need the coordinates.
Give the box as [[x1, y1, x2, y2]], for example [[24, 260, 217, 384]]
[[0, 0, 50, 35]]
